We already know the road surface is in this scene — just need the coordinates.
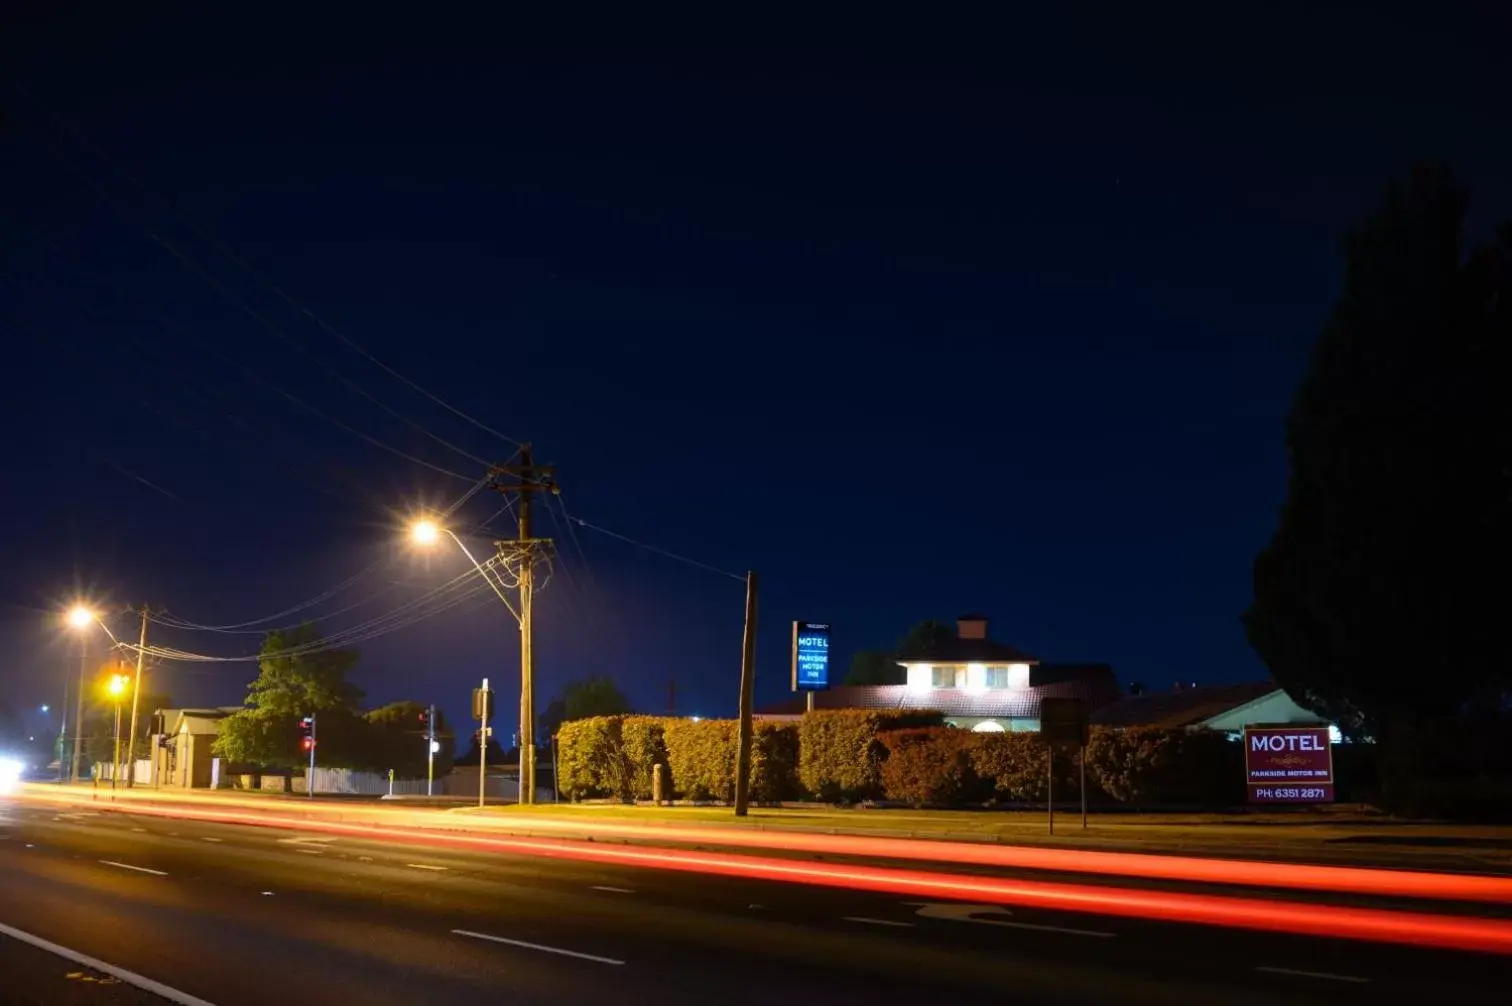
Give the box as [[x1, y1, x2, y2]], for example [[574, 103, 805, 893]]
[[1, 798, 1506, 1005]]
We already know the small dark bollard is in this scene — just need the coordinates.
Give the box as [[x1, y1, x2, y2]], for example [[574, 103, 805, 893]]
[[652, 763, 665, 806]]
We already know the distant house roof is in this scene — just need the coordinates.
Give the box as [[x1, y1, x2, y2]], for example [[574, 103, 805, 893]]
[[758, 666, 1120, 720], [1090, 682, 1282, 729], [161, 707, 241, 737], [898, 637, 1040, 664]]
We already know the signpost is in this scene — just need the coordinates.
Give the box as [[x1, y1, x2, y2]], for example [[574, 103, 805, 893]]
[[473, 680, 493, 809], [791, 621, 831, 713], [1039, 697, 1090, 834], [1243, 725, 1334, 803]]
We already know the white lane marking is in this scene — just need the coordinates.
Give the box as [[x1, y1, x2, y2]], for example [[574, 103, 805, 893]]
[[905, 901, 1114, 938], [200, 837, 222, 843], [591, 885, 636, 894], [453, 929, 624, 965], [0, 920, 217, 1006], [406, 863, 447, 871], [357, 856, 373, 862], [1256, 966, 1370, 984], [98, 860, 168, 877], [843, 916, 915, 928], [260, 891, 275, 896], [294, 848, 324, 855], [131, 828, 147, 833], [277, 835, 336, 845]]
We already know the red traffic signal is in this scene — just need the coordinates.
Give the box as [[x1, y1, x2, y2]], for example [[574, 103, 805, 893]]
[[301, 736, 315, 752]]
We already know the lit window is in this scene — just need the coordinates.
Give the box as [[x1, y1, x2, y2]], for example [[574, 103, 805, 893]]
[[931, 666, 964, 688], [984, 666, 1011, 688], [971, 720, 1006, 733]]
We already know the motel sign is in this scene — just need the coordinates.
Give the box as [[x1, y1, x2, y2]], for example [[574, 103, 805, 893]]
[[1242, 725, 1335, 804]]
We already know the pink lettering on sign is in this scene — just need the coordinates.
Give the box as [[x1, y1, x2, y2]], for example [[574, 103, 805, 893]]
[[1243, 726, 1334, 804]]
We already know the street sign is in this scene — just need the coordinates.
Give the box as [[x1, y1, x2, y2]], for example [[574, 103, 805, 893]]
[[790, 621, 831, 691], [471, 687, 494, 721], [1243, 725, 1334, 803], [1039, 697, 1089, 749]]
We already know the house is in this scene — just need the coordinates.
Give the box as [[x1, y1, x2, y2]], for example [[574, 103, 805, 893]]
[[1090, 681, 1333, 737], [757, 614, 1120, 732], [150, 707, 241, 788]]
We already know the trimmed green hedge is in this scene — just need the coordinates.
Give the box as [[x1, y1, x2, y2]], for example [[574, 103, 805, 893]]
[[556, 715, 800, 804], [798, 709, 945, 802], [557, 713, 1251, 808]]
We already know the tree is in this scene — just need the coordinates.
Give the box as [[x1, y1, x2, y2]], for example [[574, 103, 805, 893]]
[[539, 676, 630, 738], [843, 620, 955, 685], [244, 623, 362, 718], [845, 651, 903, 685], [213, 707, 298, 767], [898, 619, 955, 659], [456, 733, 508, 768], [365, 701, 453, 778], [214, 625, 360, 768], [1243, 167, 1511, 813]]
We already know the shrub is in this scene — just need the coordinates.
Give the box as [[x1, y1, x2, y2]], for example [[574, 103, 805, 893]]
[[619, 716, 670, 800], [880, 728, 979, 806], [556, 716, 626, 800], [1084, 726, 1241, 806], [799, 709, 944, 802], [663, 718, 738, 801], [972, 731, 1046, 802], [751, 722, 801, 802]]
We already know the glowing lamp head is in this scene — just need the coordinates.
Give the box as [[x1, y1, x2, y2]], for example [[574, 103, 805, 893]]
[[410, 520, 441, 546], [66, 606, 95, 630], [107, 674, 129, 698]]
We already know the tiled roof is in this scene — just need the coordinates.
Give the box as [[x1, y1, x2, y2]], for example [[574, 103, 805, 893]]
[[898, 638, 1040, 664], [757, 667, 1120, 719], [1090, 682, 1282, 729]]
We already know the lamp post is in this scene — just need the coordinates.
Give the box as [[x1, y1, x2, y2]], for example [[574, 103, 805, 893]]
[[64, 606, 98, 784], [410, 517, 523, 800], [107, 673, 128, 790]]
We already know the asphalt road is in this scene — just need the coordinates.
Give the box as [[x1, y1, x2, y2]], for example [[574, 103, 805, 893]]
[[1, 798, 1507, 1006]]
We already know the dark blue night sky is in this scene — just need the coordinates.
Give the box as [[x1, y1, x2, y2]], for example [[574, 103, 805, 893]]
[[3, 6, 1507, 736]]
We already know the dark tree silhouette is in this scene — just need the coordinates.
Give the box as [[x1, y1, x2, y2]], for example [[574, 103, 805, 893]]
[[1244, 166, 1511, 815]]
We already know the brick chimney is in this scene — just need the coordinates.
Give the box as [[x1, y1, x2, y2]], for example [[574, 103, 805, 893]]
[[957, 613, 989, 640]]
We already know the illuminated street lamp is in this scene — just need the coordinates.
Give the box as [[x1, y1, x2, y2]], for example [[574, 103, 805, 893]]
[[408, 518, 517, 617], [63, 605, 102, 784], [107, 673, 129, 791]]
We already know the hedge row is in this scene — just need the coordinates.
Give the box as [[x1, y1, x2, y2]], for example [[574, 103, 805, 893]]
[[556, 715, 800, 803], [557, 712, 1247, 807]]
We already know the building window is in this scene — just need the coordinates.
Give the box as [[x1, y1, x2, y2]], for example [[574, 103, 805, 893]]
[[984, 666, 1011, 688], [931, 666, 964, 688]]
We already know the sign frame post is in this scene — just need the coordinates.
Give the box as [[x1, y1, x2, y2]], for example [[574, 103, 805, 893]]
[[1039, 697, 1090, 836]]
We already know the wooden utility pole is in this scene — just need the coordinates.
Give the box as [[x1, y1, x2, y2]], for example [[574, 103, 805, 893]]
[[490, 444, 555, 806], [733, 570, 759, 817], [123, 606, 153, 788]]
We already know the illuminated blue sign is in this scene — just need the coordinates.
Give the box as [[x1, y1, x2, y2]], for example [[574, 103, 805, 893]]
[[791, 621, 831, 691]]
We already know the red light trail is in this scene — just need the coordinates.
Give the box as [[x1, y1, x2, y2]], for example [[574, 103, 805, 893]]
[[13, 789, 1512, 955]]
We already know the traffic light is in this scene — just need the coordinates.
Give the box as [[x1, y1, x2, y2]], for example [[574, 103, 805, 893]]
[[300, 715, 316, 752]]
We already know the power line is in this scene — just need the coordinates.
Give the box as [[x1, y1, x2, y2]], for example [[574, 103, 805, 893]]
[[20, 92, 524, 450], [18, 128, 484, 484], [567, 516, 746, 582]]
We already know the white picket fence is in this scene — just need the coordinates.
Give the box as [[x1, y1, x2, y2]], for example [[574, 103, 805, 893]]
[[292, 767, 431, 796], [92, 760, 152, 784]]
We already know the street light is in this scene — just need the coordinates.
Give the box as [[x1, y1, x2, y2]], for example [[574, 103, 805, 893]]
[[408, 518, 518, 617], [63, 604, 101, 784], [107, 673, 129, 791]]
